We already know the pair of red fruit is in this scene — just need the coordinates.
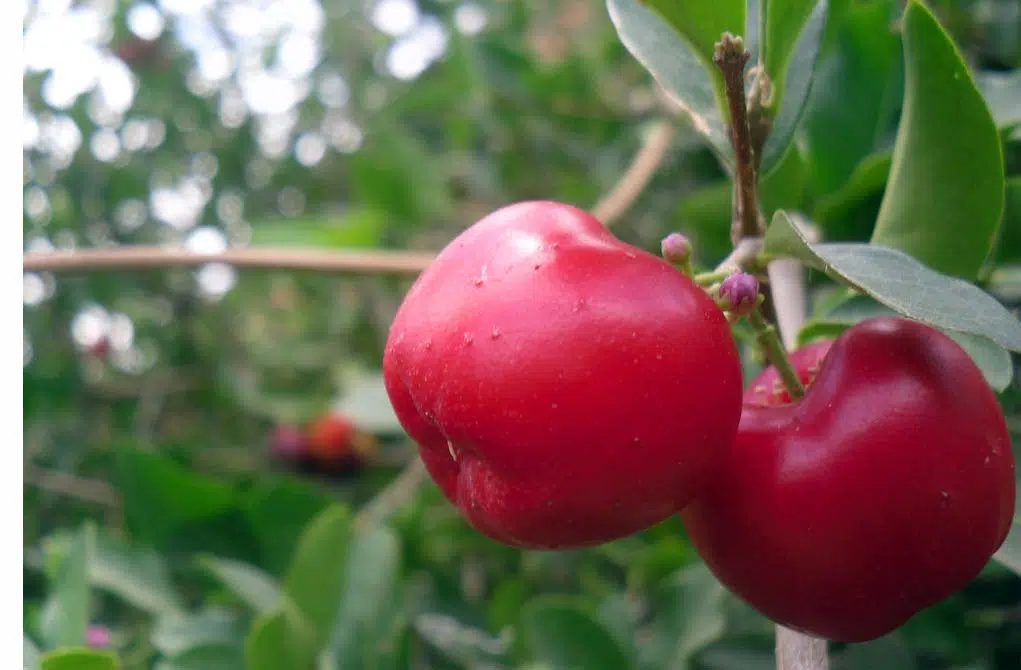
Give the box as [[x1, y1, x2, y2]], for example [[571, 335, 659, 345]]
[[382, 201, 1016, 643]]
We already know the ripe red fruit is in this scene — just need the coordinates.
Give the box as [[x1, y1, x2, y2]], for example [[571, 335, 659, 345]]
[[743, 338, 833, 406], [682, 317, 1016, 642], [307, 414, 357, 464], [383, 201, 743, 549]]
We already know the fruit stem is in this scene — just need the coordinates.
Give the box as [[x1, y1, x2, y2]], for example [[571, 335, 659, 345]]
[[748, 308, 806, 400], [694, 269, 734, 286]]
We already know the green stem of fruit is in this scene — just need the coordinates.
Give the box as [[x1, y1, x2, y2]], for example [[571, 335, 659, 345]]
[[748, 308, 806, 400], [694, 269, 734, 286]]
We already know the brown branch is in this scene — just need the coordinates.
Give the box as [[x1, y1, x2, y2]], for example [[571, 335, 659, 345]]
[[714, 34, 765, 246], [591, 119, 675, 226], [23, 247, 437, 275]]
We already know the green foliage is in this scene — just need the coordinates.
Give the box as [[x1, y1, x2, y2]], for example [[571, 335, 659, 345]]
[[22, 0, 1021, 667], [871, 0, 1005, 280]]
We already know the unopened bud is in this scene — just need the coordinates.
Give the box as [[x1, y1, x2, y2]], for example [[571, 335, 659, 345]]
[[87, 625, 112, 649], [661, 233, 692, 268], [271, 424, 308, 460], [719, 272, 760, 317]]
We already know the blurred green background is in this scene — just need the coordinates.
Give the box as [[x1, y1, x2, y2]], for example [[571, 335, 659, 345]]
[[22, 0, 1021, 668]]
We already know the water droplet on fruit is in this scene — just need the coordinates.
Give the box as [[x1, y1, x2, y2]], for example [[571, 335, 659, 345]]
[[533, 263, 542, 270], [939, 490, 950, 508], [464, 332, 474, 345], [490, 328, 501, 339], [984, 456, 991, 465], [424, 339, 433, 351], [473, 277, 484, 287], [551, 402, 558, 409], [551, 242, 560, 250], [625, 251, 636, 259], [655, 353, 663, 360]]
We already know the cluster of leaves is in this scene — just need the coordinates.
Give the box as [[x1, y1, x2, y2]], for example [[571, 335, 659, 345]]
[[23, 0, 1021, 668]]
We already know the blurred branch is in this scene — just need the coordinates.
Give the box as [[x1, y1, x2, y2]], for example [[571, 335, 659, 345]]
[[24, 465, 124, 528], [592, 118, 675, 226], [23, 247, 436, 275]]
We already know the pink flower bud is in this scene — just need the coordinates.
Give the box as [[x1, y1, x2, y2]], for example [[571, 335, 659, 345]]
[[87, 625, 112, 649], [660, 233, 692, 266], [271, 424, 308, 460], [719, 272, 760, 316]]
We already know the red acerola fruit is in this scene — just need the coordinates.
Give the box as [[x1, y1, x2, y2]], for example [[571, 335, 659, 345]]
[[307, 414, 357, 464], [682, 317, 1016, 642], [383, 201, 744, 549], [743, 338, 834, 407]]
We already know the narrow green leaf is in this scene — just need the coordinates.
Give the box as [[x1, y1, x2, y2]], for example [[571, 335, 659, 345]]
[[641, 1, 746, 72], [871, 0, 1005, 280], [977, 69, 1021, 131], [993, 477, 1021, 576], [151, 607, 246, 658], [329, 525, 402, 662], [764, 0, 818, 87], [522, 597, 632, 670], [283, 504, 353, 649], [812, 151, 892, 225], [798, 1, 902, 196], [245, 598, 316, 670], [661, 564, 728, 667], [765, 211, 1021, 351], [90, 531, 183, 616], [198, 556, 281, 614], [40, 524, 92, 649], [606, 0, 731, 163], [153, 644, 245, 670], [39, 649, 118, 670], [760, 0, 828, 173]]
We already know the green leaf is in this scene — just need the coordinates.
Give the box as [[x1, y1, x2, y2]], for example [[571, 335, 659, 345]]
[[644, 0, 745, 70], [413, 613, 512, 666], [39, 649, 119, 670], [40, 524, 92, 649], [153, 644, 245, 670], [799, 294, 1014, 391], [812, 151, 892, 225], [521, 597, 632, 670], [198, 556, 281, 614], [282, 504, 353, 649], [25, 635, 42, 670], [835, 633, 918, 669], [871, 0, 1005, 280], [765, 211, 1021, 351], [994, 476, 1021, 576], [241, 478, 333, 577], [760, 0, 828, 174], [978, 69, 1021, 131], [799, 1, 902, 197], [151, 607, 246, 658], [328, 525, 402, 663], [764, 0, 818, 87], [248, 209, 388, 250], [113, 448, 237, 548], [90, 531, 183, 616], [245, 598, 316, 670], [606, 0, 732, 163], [643, 563, 727, 668]]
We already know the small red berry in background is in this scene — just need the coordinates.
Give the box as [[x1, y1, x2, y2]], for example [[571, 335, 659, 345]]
[[307, 414, 356, 464], [682, 317, 1016, 642], [383, 200, 744, 550], [743, 338, 834, 407]]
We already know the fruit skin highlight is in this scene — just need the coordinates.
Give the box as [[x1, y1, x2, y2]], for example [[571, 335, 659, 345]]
[[682, 317, 1016, 642], [383, 201, 744, 549]]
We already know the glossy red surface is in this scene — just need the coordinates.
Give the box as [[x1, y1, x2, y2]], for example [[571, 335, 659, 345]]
[[383, 201, 744, 549], [683, 318, 1016, 641]]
